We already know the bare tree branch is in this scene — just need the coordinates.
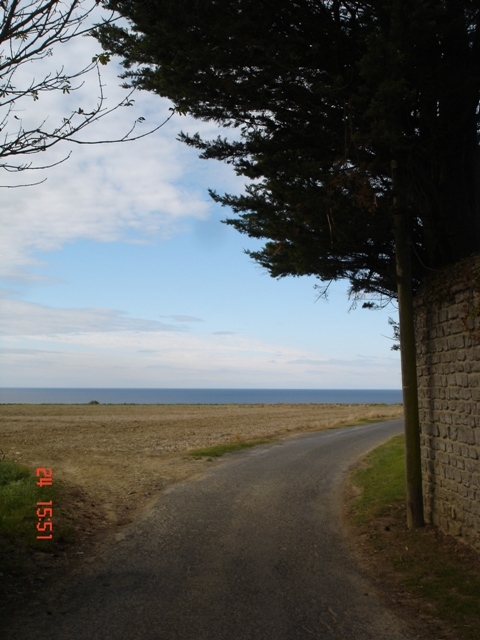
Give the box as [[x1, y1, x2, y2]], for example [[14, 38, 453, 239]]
[[0, 176, 46, 186], [0, 1, 168, 179]]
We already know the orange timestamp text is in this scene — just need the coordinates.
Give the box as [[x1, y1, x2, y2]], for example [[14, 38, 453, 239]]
[[35, 467, 53, 540]]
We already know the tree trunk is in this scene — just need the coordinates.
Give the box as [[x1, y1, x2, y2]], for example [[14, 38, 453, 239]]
[[392, 159, 425, 529]]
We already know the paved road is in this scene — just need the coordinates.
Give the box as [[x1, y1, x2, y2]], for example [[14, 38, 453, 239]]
[[6, 419, 413, 640]]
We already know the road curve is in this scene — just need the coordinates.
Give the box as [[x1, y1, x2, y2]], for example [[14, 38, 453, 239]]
[[6, 419, 413, 640]]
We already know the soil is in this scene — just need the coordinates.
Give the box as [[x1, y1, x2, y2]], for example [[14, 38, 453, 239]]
[[0, 403, 402, 623]]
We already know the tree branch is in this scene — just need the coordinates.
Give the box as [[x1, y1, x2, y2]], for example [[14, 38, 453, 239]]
[[0, 1, 165, 179]]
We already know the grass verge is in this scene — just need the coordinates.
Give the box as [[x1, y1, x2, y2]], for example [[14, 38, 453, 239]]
[[347, 434, 480, 640], [189, 415, 402, 459], [188, 439, 272, 458], [0, 459, 73, 572]]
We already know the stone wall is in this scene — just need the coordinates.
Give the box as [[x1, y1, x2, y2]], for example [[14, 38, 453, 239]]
[[415, 254, 480, 550]]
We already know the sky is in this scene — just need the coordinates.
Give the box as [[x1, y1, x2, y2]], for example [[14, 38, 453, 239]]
[[0, 5, 401, 389]]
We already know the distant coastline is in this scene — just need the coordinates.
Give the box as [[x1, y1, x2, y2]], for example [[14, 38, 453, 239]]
[[0, 388, 403, 405]]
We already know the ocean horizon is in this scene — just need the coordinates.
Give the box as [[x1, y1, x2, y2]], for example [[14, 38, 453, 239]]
[[0, 388, 403, 405]]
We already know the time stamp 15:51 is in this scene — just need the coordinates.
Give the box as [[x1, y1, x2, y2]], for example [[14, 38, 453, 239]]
[[36, 467, 53, 540]]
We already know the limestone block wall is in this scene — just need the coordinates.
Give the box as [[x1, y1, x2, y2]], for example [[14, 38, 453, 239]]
[[415, 255, 480, 550]]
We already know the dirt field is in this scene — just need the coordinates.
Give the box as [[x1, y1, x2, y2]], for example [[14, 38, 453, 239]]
[[0, 403, 402, 552], [0, 402, 404, 624]]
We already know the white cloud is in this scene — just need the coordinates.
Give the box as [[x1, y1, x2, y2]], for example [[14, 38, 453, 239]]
[[287, 357, 381, 367], [0, 121, 213, 278], [0, 13, 238, 280], [0, 329, 306, 387], [0, 296, 182, 336], [165, 316, 204, 323]]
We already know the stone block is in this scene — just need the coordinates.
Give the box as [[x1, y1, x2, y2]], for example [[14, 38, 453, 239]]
[[465, 459, 479, 473], [457, 484, 469, 497], [448, 373, 458, 386], [438, 309, 448, 323], [438, 424, 449, 439], [458, 427, 476, 445], [455, 373, 469, 387], [447, 306, 461, 321], [436, 450, 450, 464], [454, 319, 466, 335], [425, 422, 440, 436], [459, 388, 472, 401]]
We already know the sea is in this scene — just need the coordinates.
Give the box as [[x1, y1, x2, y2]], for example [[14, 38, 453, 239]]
[[0, 388, 402, 405]]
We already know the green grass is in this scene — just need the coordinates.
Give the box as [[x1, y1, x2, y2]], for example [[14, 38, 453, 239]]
[[349, 434, 480, 640], [188, 439, 272, 458], [350, 433, 406, 523], [0, 459, 72, 569]]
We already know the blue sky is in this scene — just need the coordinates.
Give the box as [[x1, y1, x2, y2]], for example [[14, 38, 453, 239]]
[[0, 8, 400, 389]]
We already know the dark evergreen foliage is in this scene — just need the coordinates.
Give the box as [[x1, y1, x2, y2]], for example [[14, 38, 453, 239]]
[[96, 0, 480, 299]]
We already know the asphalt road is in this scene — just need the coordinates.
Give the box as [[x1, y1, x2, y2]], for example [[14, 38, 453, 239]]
[[6, 419, 413, 640]]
